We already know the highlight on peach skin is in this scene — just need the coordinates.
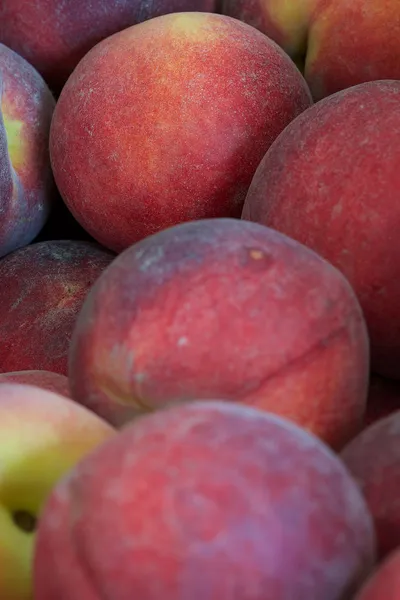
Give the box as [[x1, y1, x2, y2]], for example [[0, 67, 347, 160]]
[[341, 410, 400, 561], [50, 11, 312, 253], [0, 43, 55, 258], [0, 382, 115, 600], [0, 0, 218, 92], [222, 0, 400, 100], [0, 240, 114, 376], [243, 80, 400, 380], [33, 401, 375, 600], [68, 218, 369, 449]]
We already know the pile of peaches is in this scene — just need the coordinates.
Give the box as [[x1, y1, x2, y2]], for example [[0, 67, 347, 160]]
[[1, 1, 400, 598]]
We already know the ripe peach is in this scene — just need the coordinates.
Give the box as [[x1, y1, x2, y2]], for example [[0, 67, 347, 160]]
[[243, 80, 400, 379], [69, 218, 369, 448], [0, 371, 70, 398], [223, 0, 400, 100], [0, 1, 217, 93], [0, 43, 55, 257], [33, 401, 375, 600], [0, 240, 114, 375], [354, 548, 400, 600], [50, 12, 312, 252], [341, 410, 400, 559], [0, 383, 115, 600]]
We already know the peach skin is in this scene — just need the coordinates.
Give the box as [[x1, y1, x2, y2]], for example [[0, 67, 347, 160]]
[[0, 43, 55, 257], [0, 240, 114, 375], [0, 371, 71, 398], [33, 401, 375, 600], [355, 548, 400, 600], [69, 218, 369, 449], [50, 12, 312, 252], [243, 80, 400, 379], [0, 383, 115, 600]]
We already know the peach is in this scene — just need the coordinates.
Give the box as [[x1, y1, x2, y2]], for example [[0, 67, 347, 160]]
[[0, 43, 55, 257], [69, 218, 369, 448], [223, 0, 400, 100], [341, 410, 400, 560], [354, 548, 400, 600], [50, 12, 312, 253], [0, 240, 114, 375], [0, 383, 115, 600], [364, 375, 400, 428], [243, 80, 400, 379], [33, 401, 375, 600], [0, 1, 217, 93], [0, 371, 70, 398]]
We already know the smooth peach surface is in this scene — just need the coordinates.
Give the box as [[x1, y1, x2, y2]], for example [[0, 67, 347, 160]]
[[33, 401, 375, 600], [0, 371, 70, 398], [243, 80, 400, 379], [0, 383, 115, 600], [50, 12, 312, 253], [0, 1, 217, 92], [364, 374, 400, 428], [69, 218, 369, 448], [341, 410, 400, 560], [0, 240, 114, 375], [0, 43, 55, 257], [355, 548, 400, 600], [223, 0, 400, 100]]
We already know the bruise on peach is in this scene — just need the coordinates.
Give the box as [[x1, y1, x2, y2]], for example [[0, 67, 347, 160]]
[[69, 218, 368, 448], [34, 402, 375, 599], [0, 240, 114, 375]]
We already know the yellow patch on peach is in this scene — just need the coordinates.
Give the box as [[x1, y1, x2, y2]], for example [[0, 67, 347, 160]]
[[267, 0, 316, 55], [2, 115, 26, 172], [168, 11, 217, 37]]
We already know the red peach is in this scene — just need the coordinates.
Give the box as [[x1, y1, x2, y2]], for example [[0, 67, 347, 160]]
[[354, 548, 400, 600], [50, 12, 312, 252], [341, 410, 400, 559], [69, 218, 369, 449], [0, 371, 70, 398], [0, 1, 217, 93], [0, 240, 114, 375], [0, 43, 55, 257], [33, 401, 376, 600], [243, 80, 400, 379]]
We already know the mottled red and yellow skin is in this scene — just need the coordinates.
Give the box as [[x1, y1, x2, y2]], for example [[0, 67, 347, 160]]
[[0, 383, 115, 600], [0, 241, 114, 375], [34, 401, 375, 600], [355, 549, 400, 600], [69, 218, 369, 448], [364, 375, 400, 428], [0, 44, 55, 257], [50, 12, 312, 253], [0, 0, 217, 93], [0, 370, 70, 398], [223, 0, 400, 100], [342, 411, 400, 560], [243, 81, 400, 380]]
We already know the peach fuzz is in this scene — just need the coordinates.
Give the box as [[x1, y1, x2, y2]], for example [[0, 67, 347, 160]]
[[223, 0, 400, 100], [0, 371, 70, 398], [69, 218, 369, 448], [0, 0, 217, 93], [341, 410, 400, 560], [243, 80, 400, 380], [34, 401, 375, 600], [0, 383, 115, 600], [50, 12, 312, 253], [355, 548, 400, 600], [0, 44, 55, 257], [0, 240, 114, 376]]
